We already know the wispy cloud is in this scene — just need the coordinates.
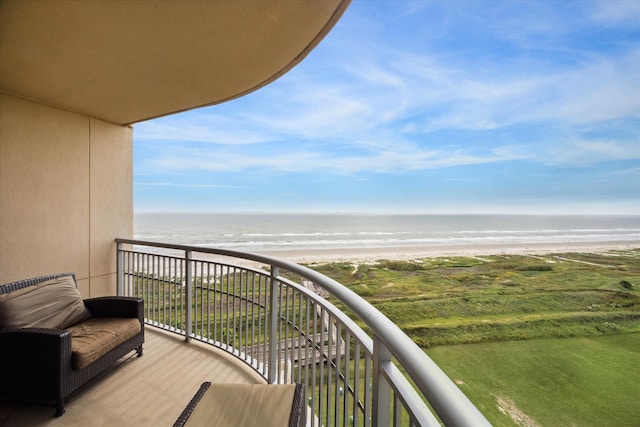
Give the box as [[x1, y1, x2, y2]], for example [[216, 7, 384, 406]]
[[145, 139, 532, 175], [543, 137, 640, 166], [137, 37, 639, 161], [135, 115, 275, 145], [592, 0, 640, 26]]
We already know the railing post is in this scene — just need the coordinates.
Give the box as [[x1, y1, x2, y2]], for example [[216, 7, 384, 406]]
[[116, 242, 124, 296], [185, 250, 193, 342], [373, 337, 392, 427], [268, 265, 279, 383]]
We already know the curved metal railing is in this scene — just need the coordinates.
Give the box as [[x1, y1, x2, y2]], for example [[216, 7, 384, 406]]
[[115, 238, 490, 427]]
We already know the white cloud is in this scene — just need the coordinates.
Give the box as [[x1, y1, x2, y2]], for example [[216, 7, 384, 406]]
[[135, 113, 277, 145], [396, 49, 640, 131], [592, 0, 640, 26], [145, 140, 528, 175], [543, 138, 640, 166], [245, 89, 375, 139], [136, 43, 640, 165], [609, 167, 640, 177], [551, 52, 640, 124]]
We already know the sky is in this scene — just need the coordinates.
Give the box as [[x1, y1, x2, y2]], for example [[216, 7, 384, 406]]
[[134, 0, 640, 215]]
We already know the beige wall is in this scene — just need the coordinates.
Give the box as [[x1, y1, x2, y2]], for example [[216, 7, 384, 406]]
[[0, 93, 132, 296]]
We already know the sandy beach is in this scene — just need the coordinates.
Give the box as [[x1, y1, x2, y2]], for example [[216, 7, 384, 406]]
[[257, 240, 640, 264]]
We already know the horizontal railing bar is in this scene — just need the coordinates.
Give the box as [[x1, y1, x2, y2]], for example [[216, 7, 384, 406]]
[[116, 238, 490, 426]]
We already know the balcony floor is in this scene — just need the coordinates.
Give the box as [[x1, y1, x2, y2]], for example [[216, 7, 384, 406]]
[[0, 327, 264, 426]]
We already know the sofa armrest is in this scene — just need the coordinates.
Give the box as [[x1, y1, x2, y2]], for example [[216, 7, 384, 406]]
[[0, 327, 71, 357], [84, 296, 144, 321], [0, 328, 72, 400]]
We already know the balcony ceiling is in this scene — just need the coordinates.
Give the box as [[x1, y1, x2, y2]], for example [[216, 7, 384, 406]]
[[0, 0, 349, 126]]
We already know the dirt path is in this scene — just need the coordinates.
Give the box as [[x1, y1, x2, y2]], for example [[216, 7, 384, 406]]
[[496, 396, 540, 427], [553, 255, 617, 268]]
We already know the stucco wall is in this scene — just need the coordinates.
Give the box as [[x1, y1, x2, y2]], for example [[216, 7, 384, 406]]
[[0, 93, 132, 296]]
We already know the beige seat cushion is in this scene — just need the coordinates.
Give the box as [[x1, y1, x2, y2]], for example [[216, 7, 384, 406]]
[[0, 275, 91, 330], [185, 384, 296, 427], [67, 317, 141, 369]]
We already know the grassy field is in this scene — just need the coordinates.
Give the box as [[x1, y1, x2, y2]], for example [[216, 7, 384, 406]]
[[308, 248, 640, 426], [427, 334, 640, 426]]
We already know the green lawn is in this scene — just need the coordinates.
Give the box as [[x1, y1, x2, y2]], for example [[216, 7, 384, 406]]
[[426, 333, 640, 427]]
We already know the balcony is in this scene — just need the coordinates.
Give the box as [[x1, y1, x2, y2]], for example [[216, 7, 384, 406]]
[[117, 239, 488, 426], [1, 238, 490, 426]]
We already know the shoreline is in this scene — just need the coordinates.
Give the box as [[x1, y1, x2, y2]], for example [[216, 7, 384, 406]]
[[255, 240, 640, 264]]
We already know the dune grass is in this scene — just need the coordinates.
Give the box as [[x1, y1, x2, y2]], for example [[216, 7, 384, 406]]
[[311, 249, 640, 345]]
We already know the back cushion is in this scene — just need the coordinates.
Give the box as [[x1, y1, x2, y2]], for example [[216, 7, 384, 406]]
[[0, 275, 91, 330]]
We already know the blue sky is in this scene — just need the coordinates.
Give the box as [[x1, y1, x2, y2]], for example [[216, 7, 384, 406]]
[[134, 0, 640, 215]]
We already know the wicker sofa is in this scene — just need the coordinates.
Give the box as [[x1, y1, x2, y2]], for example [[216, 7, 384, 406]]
[[0, 273, 144, 417]]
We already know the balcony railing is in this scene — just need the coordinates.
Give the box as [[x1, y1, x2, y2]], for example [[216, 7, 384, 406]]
[[115, 239, 490, 427]]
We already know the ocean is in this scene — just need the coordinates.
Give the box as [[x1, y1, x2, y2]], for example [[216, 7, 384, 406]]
[[134, 213, 640, 252]]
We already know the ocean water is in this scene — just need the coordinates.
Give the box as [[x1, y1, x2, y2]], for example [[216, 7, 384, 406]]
[[134, 213, 640, 252]]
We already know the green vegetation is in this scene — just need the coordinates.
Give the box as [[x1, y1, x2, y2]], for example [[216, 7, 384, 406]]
[[427, 334, 640, 427], [308, 249, 640, 426], [310, 250, 640, 345]]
